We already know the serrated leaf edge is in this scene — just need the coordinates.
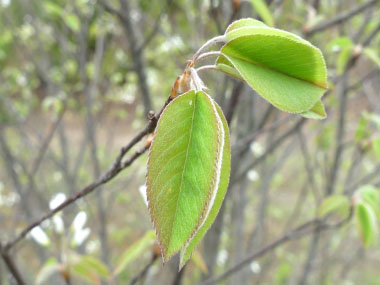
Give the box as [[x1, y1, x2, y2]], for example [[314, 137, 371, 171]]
[[220, 34, 327, 90], [179, 98, 230, 269], [146, 91, 194, 264], [146, 90, 224, 264], [179, 93, 225, 263], [225, 17, 268, 34]]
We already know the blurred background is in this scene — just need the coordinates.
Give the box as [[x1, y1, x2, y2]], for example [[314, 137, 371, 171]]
[[0, 0, 380, 284]]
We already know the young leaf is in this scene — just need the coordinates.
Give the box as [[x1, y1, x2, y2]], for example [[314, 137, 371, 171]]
[[318, 195, 350, 218], [363, 48, 380, 69], [113, 231, 156, 276], [355, 202, 379, 248], [217, 20, 327, 115], [373, 138, 380, 162], [190, 250, 209, 274], [36, 258, 61, 285], [179, 99, 230, 268], [249, 0, 274, 27], [147, 90, 227, 262], [354, 117, 370, 142], [337, 47, 352, 75], [72, 256, 110, 282], [300, 100, 326, 119], [358, 185, 380, 221], [225, 18, 267, 34]]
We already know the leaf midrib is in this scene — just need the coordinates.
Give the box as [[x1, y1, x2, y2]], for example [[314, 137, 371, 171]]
[[221, 35, 327, 89], [167, 93, 198, 254]]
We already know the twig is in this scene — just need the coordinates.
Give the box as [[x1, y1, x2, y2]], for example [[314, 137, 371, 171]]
[[130, 255, 158, 285], [137, 0, 174, 52], [233, 118, 306, 183], [0, 244, 25, 285], [2, 110, 161, 253], [225, 82, 244, 124], [200, 209, 352, 285], [196, 65, 219, 73], [305, 0, 379, 36], [326, 19, 380, 195], [99, 0, 153, 114], [195, 51, 224, 63], [192, 36, 226, 62]]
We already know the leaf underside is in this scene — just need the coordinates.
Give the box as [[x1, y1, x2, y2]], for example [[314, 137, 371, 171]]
[[147, 90, 229, 262], [217, 20, 327, 116]]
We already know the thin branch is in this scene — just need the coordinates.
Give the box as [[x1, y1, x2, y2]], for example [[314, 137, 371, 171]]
[[2, 109, 161, 253], [196, 65, 219, 73], [192, 35, 226, 62], [130, 254, 158, 285], [200, 209, 353, 285], [99, 0, 153, 114], [195, 51, 224, 63], [305, 0, 379, 36], [137, 0, 174, 52], [0, 244, 25, 285], [233, 118, 306, 183]]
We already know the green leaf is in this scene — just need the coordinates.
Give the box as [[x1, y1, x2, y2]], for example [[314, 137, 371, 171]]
[[354, 117, 370, 142], [355, 202, 379, 248], [36, 258, 61, 285], [71, 256, 109, 283], [225, 18, 267, 34], [337, 47, 352, 75], [327, 36, 353, 52], [114, 231, 156, 276], [64, 13, 80, 32], [43, 2, 64, 17], [250, 0, 274, 27], [300, 100, 326, 119], [373, 138, 380, 161], [363, 48, 380, 69], [179, 98, 230, 268], [318, 195, 350, 218], [190, 250, 208, 274], [147, 90, 229, 263], [358, 185, 380, 221], [218, 20, 327, 115]]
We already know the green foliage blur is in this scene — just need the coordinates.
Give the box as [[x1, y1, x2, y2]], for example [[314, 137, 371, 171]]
[[0, 0, 380, 284]]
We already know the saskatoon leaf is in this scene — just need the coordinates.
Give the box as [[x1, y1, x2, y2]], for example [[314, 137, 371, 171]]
[[225, 18, 267, 34], [147, 90, 227, 262], [180, 98, 230, 269], [318, 195, 350, 218], [355, 202, 379, 248], [359, 185, 380, 221], [373, 138, 380, 162], [363, 48, 380, 69], [249, 0, 274, 27], [113, 231, 156, 276], [217, 19, 327, 115], [337, 47, 352, 75], [300, 100, 326, 119], [36, 258, 60, 285]]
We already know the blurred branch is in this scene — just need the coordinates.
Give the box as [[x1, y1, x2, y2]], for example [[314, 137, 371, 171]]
[[30, 103, 67, 178], [305, 0, 379, 36], [98, 0, 153, 114], [0, 244, 25, 285], [137, 0, 174, 52], [200, 208, 353, 285], [327, 19, 380, 195], [2, 125, 153, 252], [130, 254, 158, 285], [233, 118, 306, 183], [0, 82, 182, 280]]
